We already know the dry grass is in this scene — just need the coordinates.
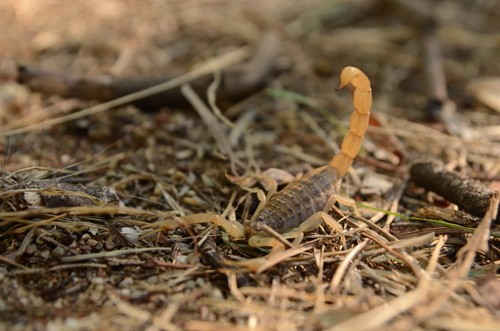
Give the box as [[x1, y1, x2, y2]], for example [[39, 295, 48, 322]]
[[1, 0, 499, 330]]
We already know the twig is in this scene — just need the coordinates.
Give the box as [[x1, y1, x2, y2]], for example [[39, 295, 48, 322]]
[[421, 19, 449, 118], [181, 83, 242, 175], [11, 263, 107, 275], [415, 206, 483, 228], [256, 244, 314, 274], [198, 235, 230, 272], [393, 0, 472, 139], [0, 205, 178, 220], [326, 286, 427, 331], [412, 196, 499, 324], [13, 32, 281, 115], [410, 161, 499, 223], [329, 239, 368, 293], [1, 46, 251, 137], [59, 247, 171, 262], [0, 255, 29, 269], [421, 18, 473, 139]]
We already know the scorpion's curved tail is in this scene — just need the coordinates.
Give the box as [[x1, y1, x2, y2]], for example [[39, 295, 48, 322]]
[[329, 66, 372, 177]]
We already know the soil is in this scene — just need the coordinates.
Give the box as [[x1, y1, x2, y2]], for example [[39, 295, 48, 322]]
[[1, 1, 499, 330]]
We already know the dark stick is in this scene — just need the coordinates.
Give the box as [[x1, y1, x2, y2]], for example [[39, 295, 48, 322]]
[[420, 17, 473, 138], [393, 0, 471, 138], [0, 170, 121, 211], [415, 206, 482, 228], [422, 18, 450, 120], [410, 162, 499, 223], [16, 32, 282, 112], [199, 235, 244, 273]]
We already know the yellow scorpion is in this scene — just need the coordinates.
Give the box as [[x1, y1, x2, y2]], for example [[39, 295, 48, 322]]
[[164, 66, 372, 270]]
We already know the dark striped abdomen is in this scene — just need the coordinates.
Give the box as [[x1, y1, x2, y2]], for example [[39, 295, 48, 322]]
[[248, 166, 340, 234]]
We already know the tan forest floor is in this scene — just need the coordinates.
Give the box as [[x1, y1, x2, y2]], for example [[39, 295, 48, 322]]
[[1, 1, 500, 330]]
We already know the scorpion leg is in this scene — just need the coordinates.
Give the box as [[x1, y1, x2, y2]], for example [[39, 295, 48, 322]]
[[292, 191, 360, 238], [324, 193, 360, 217], [164, 213, 245, 239], [208, 214, 245, 239], [229, 210, 344, 273]]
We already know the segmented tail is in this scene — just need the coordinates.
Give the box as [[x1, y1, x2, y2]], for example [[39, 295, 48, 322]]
[[329, 66, 372, 177]]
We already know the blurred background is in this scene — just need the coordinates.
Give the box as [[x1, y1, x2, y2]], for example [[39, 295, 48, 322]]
[[0, 1, 499, 329]]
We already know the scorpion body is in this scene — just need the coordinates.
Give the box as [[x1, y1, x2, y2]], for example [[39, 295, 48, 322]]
[[165, 66, 372, 258], [247, 66, 372, 235], [247, 166, 340, 234]]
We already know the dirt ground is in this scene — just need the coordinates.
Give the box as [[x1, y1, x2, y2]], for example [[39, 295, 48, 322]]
[[1, 1, 499, 330]]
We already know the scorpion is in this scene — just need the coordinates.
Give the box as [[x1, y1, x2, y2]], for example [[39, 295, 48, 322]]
[[164, 66, 371, 270]]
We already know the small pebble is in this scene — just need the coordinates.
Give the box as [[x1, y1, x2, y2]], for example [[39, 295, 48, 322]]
[[25, 244, 37, 255], [52, 246, 65, 257], [121, 227, 139, 243], [94, 242, 103, 251], [86, 239, 98, 247], [119, 277, 134, 288], [175, 255, 188, 264], [80, 245, 92, 252], [186, 253, 199, 265], [147, 276, 159, 284], [89, 227, 99, 235], [105, 237, 115, 250], [91, 277, 105, 285], [40, 250, 50, 260]]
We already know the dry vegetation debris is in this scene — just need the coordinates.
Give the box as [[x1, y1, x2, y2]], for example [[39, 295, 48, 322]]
[[1, 0, 499, 330]]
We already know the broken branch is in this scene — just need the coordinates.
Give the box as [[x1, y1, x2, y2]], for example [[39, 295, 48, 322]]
[[410, 161, 499, 223], [16, 32, 282, 112]]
